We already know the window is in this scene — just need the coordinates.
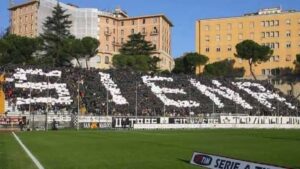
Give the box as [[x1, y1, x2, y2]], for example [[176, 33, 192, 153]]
[[286, 19, 291, 25], [205, 47, 210, 52], [106, 45, 109, 51], [113, 29, 115, 34], [270, 20, 274, 26], [227, 45, 232, 51], [286, 55, 292, 61], [261, 21, 265, 27], [121, 30, 124, 35], [270, 32, 274, 37], [143, 19, 146, 24], [216, 24, 220, 31], [270, 43, 275, 49], [216, 47, 221, 52], [262, 69, 266, 75], [121, 38, 124, 44], [238, 23, 243, 29], [250, 32, 254, 39], [153, 27, 158, 33], [275, 42, 279, 49], [132, 20, 135, 25], [204, 25, 209, 31], [106, 27, 109, 33], [227, 34, 232, 41], [105, 56, 109, 64], [205, 35, 210, 42], [273, 55, 280, 62], [121, 21, 124, 26], [216, 34, 220, 41], [238, 33, 243, 40], [266, 21, 270, 27], [227, 23, 232, 30], [274, 31, 279, 37], [131, 29, 135, 34], [261, 32, 265, 38], [275, 20, 279, 26], [106, 18, 109, 23], [286, 42, 291, 48], [286, 30, 291, 37], [142, 27, 146, 34]]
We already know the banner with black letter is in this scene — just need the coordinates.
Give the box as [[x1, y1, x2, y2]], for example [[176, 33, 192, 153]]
[[190, 152, 287, 169]]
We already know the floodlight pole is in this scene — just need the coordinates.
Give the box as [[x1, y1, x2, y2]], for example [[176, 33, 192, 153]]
[[135, 81, 138, 122], [106, 90, 108, 116], [188, 77, 192, 123], [77, 81, 80, 131], [45, 76, 49, 131]]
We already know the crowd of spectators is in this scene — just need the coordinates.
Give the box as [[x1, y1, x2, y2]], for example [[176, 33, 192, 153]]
[[1, 65, 299, 117]]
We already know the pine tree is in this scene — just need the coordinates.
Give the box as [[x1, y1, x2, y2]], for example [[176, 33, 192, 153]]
[[40, 2, 72, 66], [119, 33, 155, 56]]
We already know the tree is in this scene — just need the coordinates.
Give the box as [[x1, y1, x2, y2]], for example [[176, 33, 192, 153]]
[[0, 35, 41, 65], [119, 33, 155, 56], [172, 57, 185, 74], [113, 33, 160, 72], [235, 40, 273, 80], [40, 2, 72, 66], [113, 54, 151, 72], [203, 59, 245, 78], [81, 37, 99, 69], [64, 38, 84, 67], [173, 52, 209, 74]]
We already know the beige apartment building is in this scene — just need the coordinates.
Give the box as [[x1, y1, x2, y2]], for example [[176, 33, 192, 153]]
[[195, 7, 300, 78], [98, 8, 174, 70], [9, 0, 174, 71]]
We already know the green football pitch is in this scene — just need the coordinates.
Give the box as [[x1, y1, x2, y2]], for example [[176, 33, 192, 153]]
[[1, 129, 300, 169]]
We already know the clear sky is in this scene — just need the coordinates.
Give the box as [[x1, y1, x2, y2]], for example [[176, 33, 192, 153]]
[[1, 0, 300, 58]]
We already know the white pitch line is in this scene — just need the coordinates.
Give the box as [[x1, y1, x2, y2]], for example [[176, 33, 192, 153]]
[[12, 132, 45, 169]]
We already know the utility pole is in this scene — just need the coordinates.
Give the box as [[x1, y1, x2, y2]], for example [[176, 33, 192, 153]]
[[135, 81, 138, 122], [45, 76, 49, 131]]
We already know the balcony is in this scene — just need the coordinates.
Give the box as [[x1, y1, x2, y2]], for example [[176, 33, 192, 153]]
[[104, 31, 112, 36], [112, 41, 121, 46], [141, 31, 147, 36], [150, 31, 159, 36]]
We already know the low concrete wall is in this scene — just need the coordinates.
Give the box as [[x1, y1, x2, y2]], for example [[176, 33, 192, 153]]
[[133, 123, 300, 129]]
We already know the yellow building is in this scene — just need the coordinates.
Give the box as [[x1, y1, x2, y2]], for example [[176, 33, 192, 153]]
[[195, 7, 300, 78], [9, 0, 174, 71]]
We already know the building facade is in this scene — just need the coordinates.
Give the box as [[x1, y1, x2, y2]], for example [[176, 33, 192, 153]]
[[195, 8, 300, 78], [9, 0, 174, 71]]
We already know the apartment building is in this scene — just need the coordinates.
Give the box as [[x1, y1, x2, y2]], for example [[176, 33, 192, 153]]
[[9, 0, 174, 71], [195, 7, 300, 78]]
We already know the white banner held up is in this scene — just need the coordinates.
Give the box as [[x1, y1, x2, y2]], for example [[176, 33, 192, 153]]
[[190, 152, 287, 169]]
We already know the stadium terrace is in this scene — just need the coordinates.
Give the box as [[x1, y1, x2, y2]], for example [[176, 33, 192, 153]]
[[1, 65, 299, 117]]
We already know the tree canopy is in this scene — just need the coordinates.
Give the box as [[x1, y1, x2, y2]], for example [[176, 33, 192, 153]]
[[0, 35, 41, 65], [235, 40, 273, 80], [173, 52, 208, 74], [113, 33, 160, 72], [119, 33, 156, 56], [40, 2, 72, 66], [203, 59, 245, 78]]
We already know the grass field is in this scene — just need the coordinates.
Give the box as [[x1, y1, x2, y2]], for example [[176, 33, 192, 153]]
[[1, 129, 300, 169]]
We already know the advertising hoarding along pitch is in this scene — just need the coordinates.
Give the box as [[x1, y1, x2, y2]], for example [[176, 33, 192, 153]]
[[190, 152, 287, 169]]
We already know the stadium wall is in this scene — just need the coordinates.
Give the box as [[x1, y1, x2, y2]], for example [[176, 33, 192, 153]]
[[133, 123, 300, 129]]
